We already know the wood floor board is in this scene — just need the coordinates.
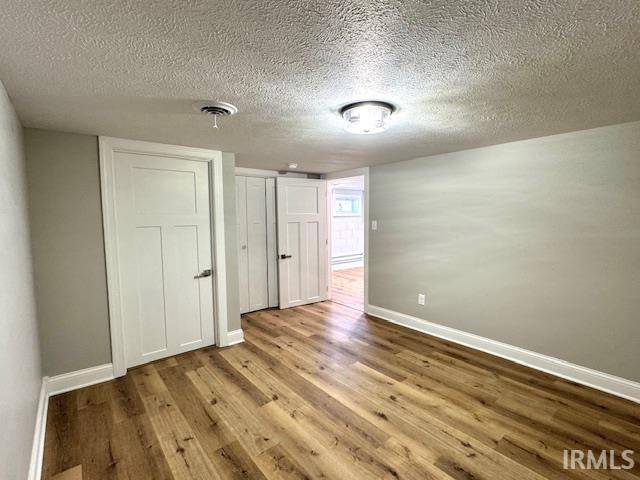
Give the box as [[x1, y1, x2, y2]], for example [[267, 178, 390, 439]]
[[261, 400, 395, 480], [42, 392, 81, 479], [42, 300, 640, 479], [51, 465, 82, 480], [196, 348, 273, 407], [239, 341, 392, 449], [75, 402, 119, 480], [252, 443, 316, 480], [188, 366, 280, 457], [108, 414, 167, 479], [157, 365, 236, 455], [107, 375, 145, 424], [330, 267, 364, 311], [209, 440, 270, 480], [219, 345, 309, 411]]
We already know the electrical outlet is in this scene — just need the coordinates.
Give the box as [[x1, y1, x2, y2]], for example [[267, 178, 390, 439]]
[[371, 220, 378, 231], [418, 293, 426, 305]]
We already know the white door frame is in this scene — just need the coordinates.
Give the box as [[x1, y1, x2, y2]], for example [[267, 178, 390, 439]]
[[323, 167, 370, 308], [99, 137, 229, 378]]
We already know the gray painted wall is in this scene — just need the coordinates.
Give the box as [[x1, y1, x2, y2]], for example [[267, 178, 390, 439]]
[[370, 121, 640, 382], [24, 129, 112, 376], [24, 129, 241, 375], [222, 152, 241, 332], [0, 82, 42, 479]]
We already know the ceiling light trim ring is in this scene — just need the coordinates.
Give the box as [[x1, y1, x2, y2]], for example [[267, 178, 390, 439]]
[[339, 101, 396, 115], [340, 100, 396, 135]]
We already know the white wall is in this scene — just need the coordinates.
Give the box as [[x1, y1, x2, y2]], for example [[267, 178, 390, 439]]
[[0, 81, 42, 479], [331, 213, 364, 259]]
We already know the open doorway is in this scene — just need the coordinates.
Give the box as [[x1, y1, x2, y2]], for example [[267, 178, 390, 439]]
[[328, 175, 365, 311]]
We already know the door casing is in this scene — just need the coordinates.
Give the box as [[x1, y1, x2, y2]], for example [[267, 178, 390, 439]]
[[100, 137, 230, 378], [324, 167, 370, 309]]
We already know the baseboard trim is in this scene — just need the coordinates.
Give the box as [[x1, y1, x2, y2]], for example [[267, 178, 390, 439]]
[[226, 329, 245, 346], [27, 379, 48, 480], [46, 363, 115, 397], [332, 260, 364, 271], [365, 304, 640, 404]]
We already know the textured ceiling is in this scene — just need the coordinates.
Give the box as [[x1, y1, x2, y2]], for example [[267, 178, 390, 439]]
[[1, 1, 639, 173]]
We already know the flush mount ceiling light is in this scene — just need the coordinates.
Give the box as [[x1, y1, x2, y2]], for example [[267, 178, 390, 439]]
[[340, 101, 395, 134], [288, 163, 298, 169]]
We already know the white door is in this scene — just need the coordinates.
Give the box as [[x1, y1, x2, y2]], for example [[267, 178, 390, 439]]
[[277, 177, 328, 308], [237, 176, 272, 313], [265, 178, 279, 307], [114, 152, 215, 368], [236, 176, 250, 314], [246, 177, 269, 311]]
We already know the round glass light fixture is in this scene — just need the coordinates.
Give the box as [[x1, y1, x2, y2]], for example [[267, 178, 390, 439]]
[[340, 101, 395, 134]]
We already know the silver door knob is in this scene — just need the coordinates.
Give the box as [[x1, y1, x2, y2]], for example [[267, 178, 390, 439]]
[[194, 269, 212, 279]]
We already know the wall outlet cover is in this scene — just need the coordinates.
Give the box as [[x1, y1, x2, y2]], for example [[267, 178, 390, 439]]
[[418, 293, 426, 305]]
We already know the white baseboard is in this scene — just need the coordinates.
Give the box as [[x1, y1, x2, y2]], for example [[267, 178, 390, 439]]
[[332, 260, 364, 271], [46, 363, 115, 397], [331, 254, 364, 271], [27, 379, 48, 480], [226, 329, 245, 346], [365, 304, 640, 404]]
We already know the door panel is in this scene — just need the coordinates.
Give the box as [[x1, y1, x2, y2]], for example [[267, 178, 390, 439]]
[[277, 177, 328, 308], [132, 168, 197, 214], [265, 178, 279, 308], [285, 222, 302, 303], [173, 225, 204, 348], [115, 153, 215, 368], [235, 177, 250, 314], [246, 177, 268, 311], [286, 186, 319, 214], [306, 221, 320, 300], [134, 226, 169, 357]]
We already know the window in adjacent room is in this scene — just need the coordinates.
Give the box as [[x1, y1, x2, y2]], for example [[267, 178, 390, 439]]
[[333, 191, 362, 217]]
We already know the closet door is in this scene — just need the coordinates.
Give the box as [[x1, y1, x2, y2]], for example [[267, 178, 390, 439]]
[[266, 178, 279, 307], [236, 176, 250, 314], [246, 177, 269, 310]]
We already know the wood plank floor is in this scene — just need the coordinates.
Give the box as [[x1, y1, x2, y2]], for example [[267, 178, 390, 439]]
[[331, 266, 364, 311], [42, 301, 640, 479]]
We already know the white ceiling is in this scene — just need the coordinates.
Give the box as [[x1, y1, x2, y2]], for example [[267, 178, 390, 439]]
[[1, 1, 639, 173]]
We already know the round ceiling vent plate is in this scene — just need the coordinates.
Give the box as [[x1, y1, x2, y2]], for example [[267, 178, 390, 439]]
[[193, 101, 238, 116]]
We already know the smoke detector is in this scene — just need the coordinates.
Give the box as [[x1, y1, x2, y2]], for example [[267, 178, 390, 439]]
[[193, 101, 238, 129]]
